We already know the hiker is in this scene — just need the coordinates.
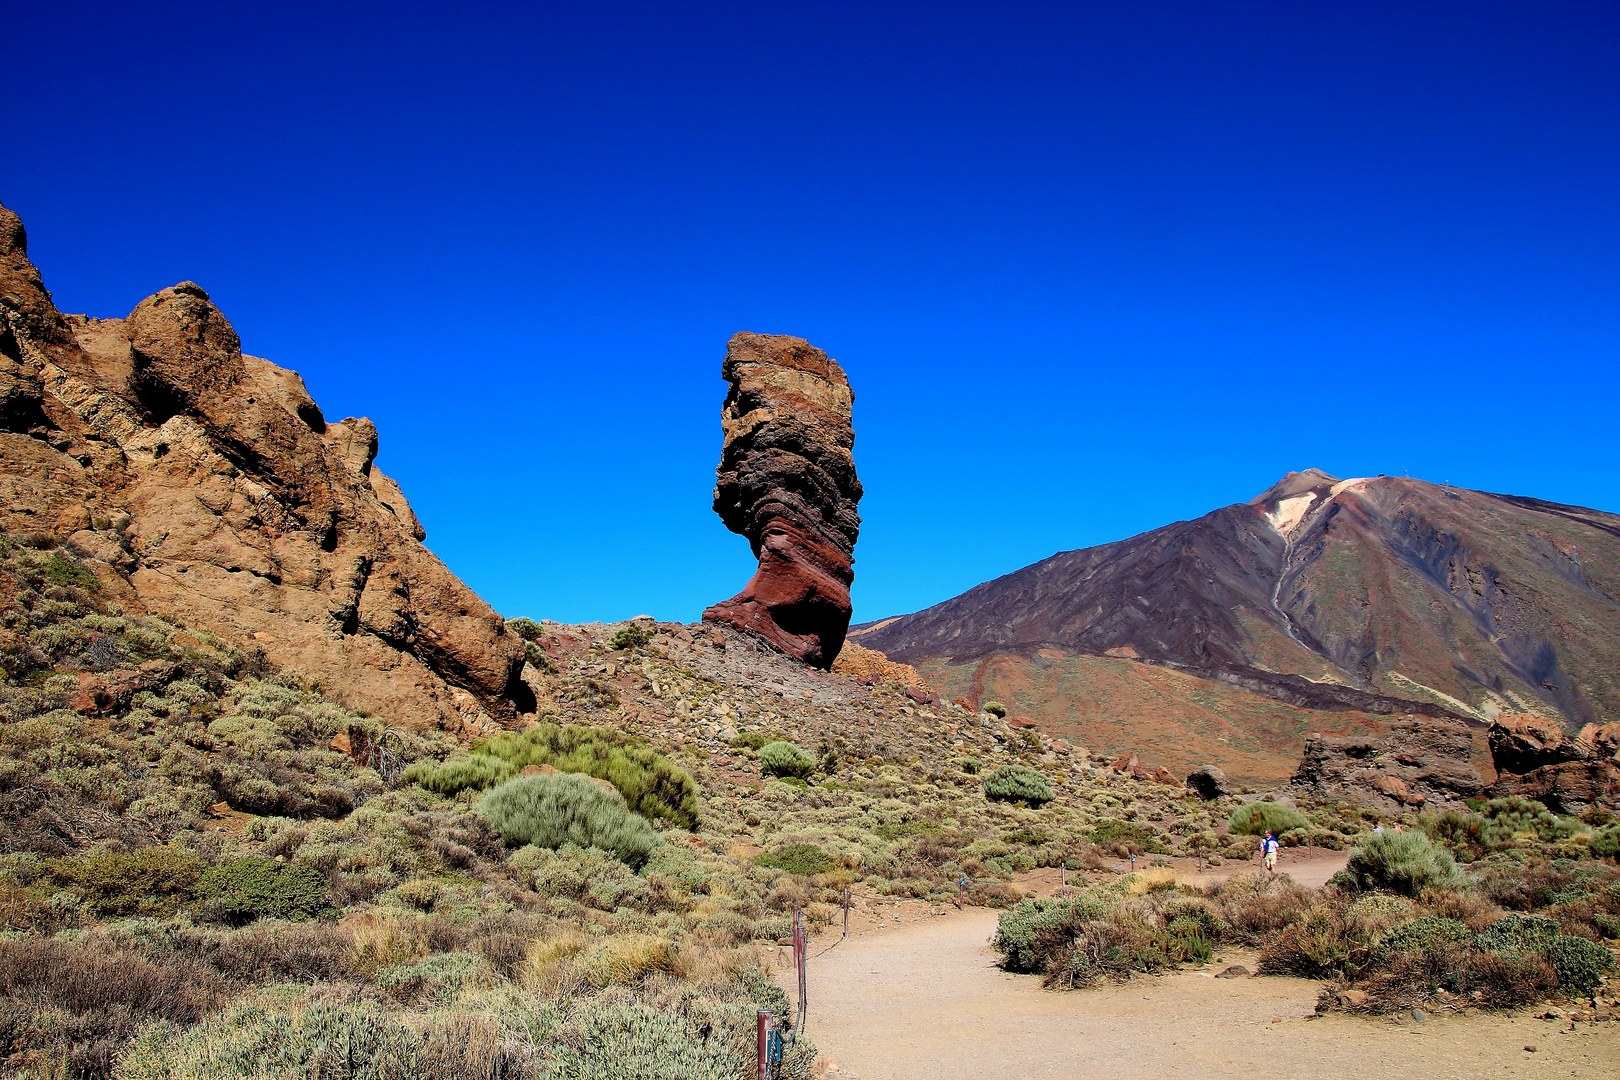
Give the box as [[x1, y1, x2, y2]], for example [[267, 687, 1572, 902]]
[[1372, 823, 1384, 836], [1262, 830, 1280, 873]]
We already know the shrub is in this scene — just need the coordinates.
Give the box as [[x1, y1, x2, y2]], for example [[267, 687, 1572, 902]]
[[1342, 830, 1460, 897], [46, 846, 208, 916], [1475, 912, 1561, 953], [959, 756, 981, 775], [1592, 825, 1620, 860], [1227, 801, 1310, 837], [982, 702, 1007, 718], [43, 552, 99, 592], [1480, 796, 1581, 846], [1424, 809, 1486, 859], [409, 723, 699, 829], [506, 616, 544, 641], [994, 896, 1100, 973], [758, 741, 816, 780], [1372, 916, 1472, 963], [610, 623, 656, 650], [1545, 934, 1613, 994], [755, 843, 834, 877], [983, 764, 1054, 807], [199, 857, 335, 924], [728, 731, 774, 751], [1089, 820, 1169, 854], [478, 773, 661, 868]]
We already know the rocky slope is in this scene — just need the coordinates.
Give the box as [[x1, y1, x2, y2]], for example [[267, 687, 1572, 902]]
[[0, 202, 527, 734], [854, 469, 1620, 779], [703, 333, 861, 668]]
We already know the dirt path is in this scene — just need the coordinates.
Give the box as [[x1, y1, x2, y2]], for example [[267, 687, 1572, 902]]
[[779, 907, 1619, 1080]]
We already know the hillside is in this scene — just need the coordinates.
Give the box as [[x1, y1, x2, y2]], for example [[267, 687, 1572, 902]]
[[854, 469, 1620, 778]]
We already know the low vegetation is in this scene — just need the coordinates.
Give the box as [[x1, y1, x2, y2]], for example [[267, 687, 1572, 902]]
[[1, 535, 1615, 1076]]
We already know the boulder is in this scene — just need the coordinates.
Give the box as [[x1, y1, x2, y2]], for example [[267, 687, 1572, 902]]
[[1287, 716, 1484, 813], [1489, 713, 1590, 776], [1185, 765, 1232, 800], [702, 333, 862, 668]]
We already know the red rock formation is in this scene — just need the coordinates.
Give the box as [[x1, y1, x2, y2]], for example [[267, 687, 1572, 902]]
[[1287, 717, 1485, 813], [1486, 713, 1619, 813], [703, 333, 861, 668], [0, 202, 527, 734]]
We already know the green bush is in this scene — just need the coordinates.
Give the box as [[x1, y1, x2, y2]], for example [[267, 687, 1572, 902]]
[[983, 764, 1054, 807], [46, 846, 208, 916], [42, 552, 99, 591], [1089, 820, 1169, 854], [754, 843, 834, 877], [1342, 830, 1461, 897], [506, 616, 544, 641], [1545, 934, 1613, 994], [1372, 915, 1472, 963], [959, 756, 981, 775], [982, 702, 1007, 718], [758, 741, 815, 780], [1592, 825, 1620, 860], [478, 773, 661, 868], [994, 896, 1100, 973], [728, 731, 774, 751], [199, 857, 335, 924], [408, 723, 699, 829], [1475, 912, 1562, 953], [1227, 801, 1310, 837], [1480, 796, 1581, 846], [610, 623, 656, 650]]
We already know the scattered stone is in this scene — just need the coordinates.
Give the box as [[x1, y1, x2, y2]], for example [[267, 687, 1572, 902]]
[[1215, 965, 1249, 979], [1337, 989, 1369, 1008], [1410, 1009, 1427, 1023]]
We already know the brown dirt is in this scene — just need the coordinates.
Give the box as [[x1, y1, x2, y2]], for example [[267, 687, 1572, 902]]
[[780, 907, 1620, 1080]]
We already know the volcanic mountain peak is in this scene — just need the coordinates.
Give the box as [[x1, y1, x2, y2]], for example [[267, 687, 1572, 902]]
[[854, 470, 1620, 775]]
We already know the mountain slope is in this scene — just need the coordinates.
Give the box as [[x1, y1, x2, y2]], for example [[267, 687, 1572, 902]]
[[854, 471, 1620, 767]]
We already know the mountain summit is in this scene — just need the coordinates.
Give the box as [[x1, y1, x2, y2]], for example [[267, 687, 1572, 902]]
[[853, 471, 1619, 777]]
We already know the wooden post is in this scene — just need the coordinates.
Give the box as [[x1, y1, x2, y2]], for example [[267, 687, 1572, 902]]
[[793, 908, 807, 1032], [757, 1010, 769, 1080], [842, 886, 850, 938], [1060, 861, 1067, 887]]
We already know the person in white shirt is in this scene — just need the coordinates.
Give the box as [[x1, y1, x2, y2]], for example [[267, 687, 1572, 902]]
[[1262, 831, 1280, 873]]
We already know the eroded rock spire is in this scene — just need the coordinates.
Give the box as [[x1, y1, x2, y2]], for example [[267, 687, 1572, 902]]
[[703, 332, 861, 668]]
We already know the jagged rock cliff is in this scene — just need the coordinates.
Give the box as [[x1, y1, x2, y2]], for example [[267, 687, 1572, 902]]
[[703, 332, 861, 668], [0, 203, 527, 734]]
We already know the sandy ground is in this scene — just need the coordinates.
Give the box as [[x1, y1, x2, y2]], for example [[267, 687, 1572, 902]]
[[775, 861, 1620, 1080]]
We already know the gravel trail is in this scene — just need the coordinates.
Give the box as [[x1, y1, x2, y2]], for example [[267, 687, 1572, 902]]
[[782, 904, 1618, 1080]]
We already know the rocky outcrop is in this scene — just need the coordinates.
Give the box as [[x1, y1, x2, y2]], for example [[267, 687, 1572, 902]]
[[1287, 717, 1485, 813], [1488, 713, 1592, 775], [703, 332, 861, 668], [1185, 765, 1232, 800], [1486, 713, 1619, 813], [0, 202, 527, 734]]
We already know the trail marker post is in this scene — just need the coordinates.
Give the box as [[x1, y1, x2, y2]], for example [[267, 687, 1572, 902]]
[[1060, 861, 1067, 887], [792, 907, 807, 1034], [757, 1010, 769, 1080], [842, 886, 850, 938]]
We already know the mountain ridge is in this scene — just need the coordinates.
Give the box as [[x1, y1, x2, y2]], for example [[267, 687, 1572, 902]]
[[852, 470, 1620, 773]]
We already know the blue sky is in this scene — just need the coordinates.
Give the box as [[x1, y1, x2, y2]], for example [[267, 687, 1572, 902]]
[[6, 2, 1618, 624]]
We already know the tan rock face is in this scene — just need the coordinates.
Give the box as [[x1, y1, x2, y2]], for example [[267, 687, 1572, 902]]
[[703, 332, 862, 669], [1288, 717, 1485, 813], [0, 201, 526, 734]]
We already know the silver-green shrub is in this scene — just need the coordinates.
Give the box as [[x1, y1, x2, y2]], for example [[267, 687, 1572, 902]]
[[478, 774, 661, 868]]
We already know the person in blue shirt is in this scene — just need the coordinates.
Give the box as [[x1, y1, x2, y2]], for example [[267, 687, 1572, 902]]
[[1262, 831, 1280, 873]]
